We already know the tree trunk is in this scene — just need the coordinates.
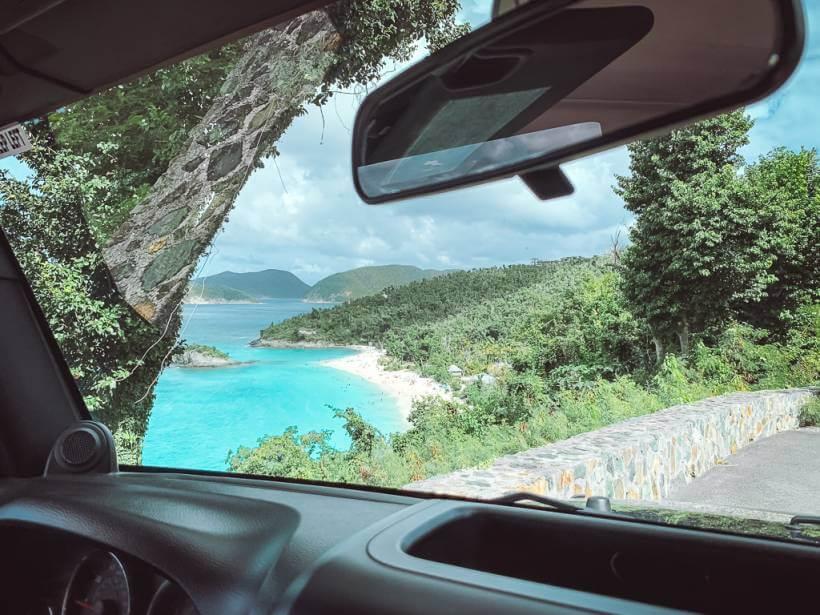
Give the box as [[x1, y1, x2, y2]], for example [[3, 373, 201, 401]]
[[676, 316, 690, 356], [103, 11, 342, 327], [652, 335, 666, 365]]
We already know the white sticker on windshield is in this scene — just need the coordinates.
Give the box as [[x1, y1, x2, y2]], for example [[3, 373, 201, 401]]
[[0, 123, 32, 160]]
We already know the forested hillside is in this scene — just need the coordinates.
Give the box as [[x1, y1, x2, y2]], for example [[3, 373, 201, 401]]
[[261, 257, 596, 344], [304, 265, 451, 302]]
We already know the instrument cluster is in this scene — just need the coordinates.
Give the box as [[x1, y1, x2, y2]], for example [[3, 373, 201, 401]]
[[0, 526, 196, 615], [60, 549, 196, 615]]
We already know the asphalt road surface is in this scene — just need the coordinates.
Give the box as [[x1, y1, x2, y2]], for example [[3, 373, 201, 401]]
[[667, 427, 820, 516]]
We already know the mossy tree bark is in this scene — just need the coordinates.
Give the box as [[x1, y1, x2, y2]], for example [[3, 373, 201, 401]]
[[103, 12, 342, 328]]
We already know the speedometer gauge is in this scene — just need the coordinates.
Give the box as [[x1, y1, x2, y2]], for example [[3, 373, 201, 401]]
[[61, 550, 130, 615], [146, 580, 198, 615]]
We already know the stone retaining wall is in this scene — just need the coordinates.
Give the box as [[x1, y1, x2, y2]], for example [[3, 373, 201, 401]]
[[406, 389, 817, 501]]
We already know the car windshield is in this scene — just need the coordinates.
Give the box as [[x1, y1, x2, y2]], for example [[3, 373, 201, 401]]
[[0, 0, 818, 543]]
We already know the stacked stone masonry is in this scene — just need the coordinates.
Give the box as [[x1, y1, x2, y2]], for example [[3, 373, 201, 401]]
[[407, 389, 817, 501]]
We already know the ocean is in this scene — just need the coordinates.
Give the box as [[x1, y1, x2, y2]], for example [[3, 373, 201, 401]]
[[140, 300, 404, 471]]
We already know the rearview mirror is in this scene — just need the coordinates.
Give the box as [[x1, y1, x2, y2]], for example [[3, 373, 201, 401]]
[[352, 0, 804, 203]]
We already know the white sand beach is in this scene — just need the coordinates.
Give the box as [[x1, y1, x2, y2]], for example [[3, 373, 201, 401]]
[[321, 347, 451, 423]]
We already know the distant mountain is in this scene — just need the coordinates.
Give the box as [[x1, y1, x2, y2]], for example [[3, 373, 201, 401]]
[[190, 269, 310, 301], [305, 265, 452, 302], [186, 266, 454, 305]]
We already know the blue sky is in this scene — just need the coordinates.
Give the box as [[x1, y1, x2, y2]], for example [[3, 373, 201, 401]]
[[0, 155, 30, 179], [4, 1, 819, 285]]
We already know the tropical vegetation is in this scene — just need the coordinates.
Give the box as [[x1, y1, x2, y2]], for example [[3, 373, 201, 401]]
[[261, 259, 589, 344], [0, 144, 166, 461], [232, 112, 819, 486]]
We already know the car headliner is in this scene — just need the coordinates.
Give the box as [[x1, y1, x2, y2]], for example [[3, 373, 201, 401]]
[[0, 0, 328, 127]]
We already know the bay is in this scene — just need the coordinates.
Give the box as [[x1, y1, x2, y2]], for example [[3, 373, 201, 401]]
[[141, 299, 404, 471]]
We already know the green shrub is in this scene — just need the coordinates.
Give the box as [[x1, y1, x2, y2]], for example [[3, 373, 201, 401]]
[[799, 398, 820, 427]]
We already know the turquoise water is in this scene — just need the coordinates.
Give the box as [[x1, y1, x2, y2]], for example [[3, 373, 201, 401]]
[[141, 300, 404, 471]]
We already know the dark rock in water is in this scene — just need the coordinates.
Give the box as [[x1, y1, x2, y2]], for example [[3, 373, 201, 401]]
[[172, 344, 253, 368]]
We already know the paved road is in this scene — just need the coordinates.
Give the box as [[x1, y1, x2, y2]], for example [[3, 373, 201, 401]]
[[666, 427, 820, 516]]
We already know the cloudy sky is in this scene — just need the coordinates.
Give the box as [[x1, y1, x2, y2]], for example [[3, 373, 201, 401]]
[[199, 0, 820, 284], [3, 1, 818, 285]]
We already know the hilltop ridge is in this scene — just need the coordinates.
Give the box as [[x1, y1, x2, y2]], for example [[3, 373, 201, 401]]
[[186, 264, 456, 304], [304, 264, 452, 302]]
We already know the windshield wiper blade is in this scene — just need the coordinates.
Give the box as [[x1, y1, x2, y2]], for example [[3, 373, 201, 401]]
[[790, 515, 820, 526], [485, 491, 581, 513]]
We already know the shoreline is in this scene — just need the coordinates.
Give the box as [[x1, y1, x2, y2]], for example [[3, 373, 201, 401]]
[[184, 299, 260, 305], [250, 338, 363, 349], [171, 360, 256, 369], [320, 347, 451, 422]]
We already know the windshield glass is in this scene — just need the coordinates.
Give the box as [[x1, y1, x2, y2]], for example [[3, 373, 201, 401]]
[[0, 0, 818, 542]]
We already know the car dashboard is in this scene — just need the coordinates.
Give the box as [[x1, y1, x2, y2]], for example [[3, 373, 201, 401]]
[[1, 471, 818, 615], [2, 527, 194, 615]]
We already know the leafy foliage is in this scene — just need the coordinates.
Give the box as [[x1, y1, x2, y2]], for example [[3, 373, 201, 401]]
[[616, 111, 755, 353], [49, 45, 243, 242], [386, 266, 649, 383], [616, 111, 754, 215], [0, 142, 174, 460], [617, 113, 819, 365], [735, 148, 820, 332], [800, 398, 820, 427], [185, 344, 231, 360], [323, 0, 470, 101]]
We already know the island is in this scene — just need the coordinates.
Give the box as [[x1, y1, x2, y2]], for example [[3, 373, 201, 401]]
[[172, 344, 251, 368]]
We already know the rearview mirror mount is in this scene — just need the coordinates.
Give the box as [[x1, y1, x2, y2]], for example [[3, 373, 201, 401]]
[[352, 0, 804, 204]]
